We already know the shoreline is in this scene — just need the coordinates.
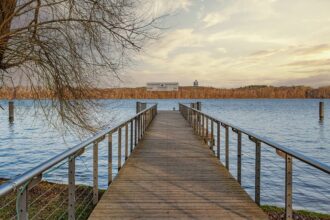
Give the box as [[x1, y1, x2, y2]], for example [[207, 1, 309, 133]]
[[0, 179, 329, 220], [1, 86, 330, 99]]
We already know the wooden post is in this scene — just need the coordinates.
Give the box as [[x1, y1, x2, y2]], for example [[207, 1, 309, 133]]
[[136, 102, 140, 113], [319, 101, 324, 120], [197, 101, 202, 111], [9, 101, 14, 122]]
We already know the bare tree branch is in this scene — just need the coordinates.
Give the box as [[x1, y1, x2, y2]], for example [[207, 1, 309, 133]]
[[0, 0, 163, 133]]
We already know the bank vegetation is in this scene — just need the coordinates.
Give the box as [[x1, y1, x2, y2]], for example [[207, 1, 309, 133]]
[[0, 85, 329, 99]]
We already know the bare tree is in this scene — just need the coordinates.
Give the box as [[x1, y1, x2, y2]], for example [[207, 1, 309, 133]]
[[0, 0, 161, 132]]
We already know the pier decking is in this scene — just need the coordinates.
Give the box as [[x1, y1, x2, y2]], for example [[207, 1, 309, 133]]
[[89, 111, 267, 219]]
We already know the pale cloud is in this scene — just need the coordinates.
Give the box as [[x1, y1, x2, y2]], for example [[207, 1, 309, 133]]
[[151, 0, 192, 16], [144, 29, 203, 60], [286, 59, 330, 67], [207, 31, 291, 45], [291, 44, 330, 55], [203, 13, 228, 28], [274, 74, 330, 87], [202, 0, 277, 28]]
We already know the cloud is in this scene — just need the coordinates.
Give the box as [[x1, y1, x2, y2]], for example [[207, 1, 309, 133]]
[[291, 44, 330, 56], [144, 29, 203, 60], [127, 0, 330, 88], [286, 59, 330, 67], [249, 49, 282, 58], [202, 13, 228, 28], [207, 31, 291, 45], [151, 0, 192, 16], [274, 74, 330, 87]]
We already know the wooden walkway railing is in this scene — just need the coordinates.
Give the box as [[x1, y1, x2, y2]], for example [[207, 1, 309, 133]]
[[89, 111, 267, 219]]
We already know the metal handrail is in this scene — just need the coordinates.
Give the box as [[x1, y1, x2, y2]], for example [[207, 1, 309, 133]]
[[179, 103, 330, 174], [0, 104, 158, 197], [179, 102, 329, 220]]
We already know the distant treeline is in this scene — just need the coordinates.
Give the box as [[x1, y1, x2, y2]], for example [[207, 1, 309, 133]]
[[0, 86, 330, 99]]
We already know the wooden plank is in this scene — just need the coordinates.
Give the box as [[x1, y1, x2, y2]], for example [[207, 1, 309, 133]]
[[89, 111, 267, 220]]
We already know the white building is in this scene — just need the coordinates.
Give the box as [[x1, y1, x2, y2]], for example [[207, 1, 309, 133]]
[[147, 82, 179, 91]]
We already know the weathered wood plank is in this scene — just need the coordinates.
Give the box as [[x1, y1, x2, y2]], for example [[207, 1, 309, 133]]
[[89, 111, 267, 220]]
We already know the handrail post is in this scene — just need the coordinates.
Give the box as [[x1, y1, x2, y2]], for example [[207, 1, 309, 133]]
[[190, 109, 192, 124], [202, 114, 205, 138], [210, 120, 214, 150], [142, 113, 144, 136], [118, 127, 122, 171], [206, 116, 209, 143], [225, 125, 229, 169], [17, 186, 28, 220], [144, 112, 146, 133], [144, 112, 146, 134], [198, 113, 201, 136], [134, 117, 137, 146], [125, 124, 128, 160], [195, 112, 199, 135], [140, 114, 143, 139], [188, 108, 191, 124], [285, 154, 293, 220], [138, 115, 141, 140], [217, 121, 220, 159], [196, 111, 198, 134], [140, 114, 143, 138], [192, 110, 196, 132], [108, 132, 113, 185], [237, 131, 242, 185], [130, 120, 133, 153], [93, 142, 99, 205], [195, 111, 197, 133], [255, 141, 261, 206], [68, 156, 76, 220]]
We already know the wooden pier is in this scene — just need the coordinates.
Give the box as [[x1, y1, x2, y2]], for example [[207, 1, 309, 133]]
[[89, 111, 267, 219]]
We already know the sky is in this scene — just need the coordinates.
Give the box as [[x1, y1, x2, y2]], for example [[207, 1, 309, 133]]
[[122, 0, 330, 88]]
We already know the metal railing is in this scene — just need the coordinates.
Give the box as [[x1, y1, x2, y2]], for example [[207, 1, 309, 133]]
[[179, 103, 330, 220], [0, 104, 158, 220]]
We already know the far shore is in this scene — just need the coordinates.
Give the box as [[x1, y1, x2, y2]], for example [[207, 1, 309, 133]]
[[0, 85, 330, 99]]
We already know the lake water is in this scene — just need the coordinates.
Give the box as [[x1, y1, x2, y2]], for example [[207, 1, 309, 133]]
[[0, 99, 329, 213]]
